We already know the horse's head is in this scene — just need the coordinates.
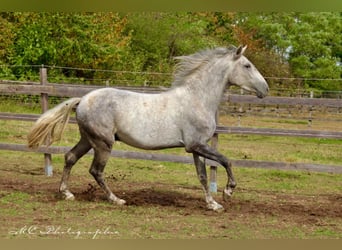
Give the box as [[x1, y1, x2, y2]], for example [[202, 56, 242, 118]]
[[227, 45, 269, 98]]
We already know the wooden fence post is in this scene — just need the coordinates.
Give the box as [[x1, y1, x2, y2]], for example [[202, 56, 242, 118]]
[[209, 111, 219, 193], [40, 66, 53, 176]]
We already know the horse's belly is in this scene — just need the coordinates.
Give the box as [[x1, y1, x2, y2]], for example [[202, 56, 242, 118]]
[[116, 125, 184, 150], [117, 135, 183, 150]]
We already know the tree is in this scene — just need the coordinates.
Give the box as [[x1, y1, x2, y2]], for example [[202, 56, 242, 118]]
[[288, 12, 341, 90], [228, 12, 341, 91], [2, 12, 132, 80], [0, 14, 15, 78], [124, 12, 218, 73], [215, 12, 293, 89], [0, 12, 340, 91], [0, 14, 14, 63]]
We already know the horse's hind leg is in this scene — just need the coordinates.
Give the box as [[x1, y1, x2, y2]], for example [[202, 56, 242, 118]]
[[193, 153, 224, 212], [59, 136, 91, 200], [89, 143, 126, 206]]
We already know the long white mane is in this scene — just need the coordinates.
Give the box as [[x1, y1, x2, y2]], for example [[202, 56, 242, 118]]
[[172, 46, 238, 87]]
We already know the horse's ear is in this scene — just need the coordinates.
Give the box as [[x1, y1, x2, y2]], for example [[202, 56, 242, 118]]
[[234, 45, 247, 60]]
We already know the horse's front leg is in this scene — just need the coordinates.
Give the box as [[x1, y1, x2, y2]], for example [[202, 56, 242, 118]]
[[193, 154, 224, 212], [189, 143, 237, 202]]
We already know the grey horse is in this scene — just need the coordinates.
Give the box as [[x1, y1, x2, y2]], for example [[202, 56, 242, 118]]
[[27, 45, 269, 211]]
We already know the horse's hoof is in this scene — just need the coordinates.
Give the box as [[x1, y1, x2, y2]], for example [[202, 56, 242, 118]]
[[223, 187, 233, 202], [207, 202, 224, 212], [61, 191, 75, 201], [109, 195, 126, 206], [114, 198, 126, 206], [214, 205, 225, 213]]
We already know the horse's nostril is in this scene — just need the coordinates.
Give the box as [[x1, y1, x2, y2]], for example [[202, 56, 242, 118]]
[[264, 83, 269, 93]]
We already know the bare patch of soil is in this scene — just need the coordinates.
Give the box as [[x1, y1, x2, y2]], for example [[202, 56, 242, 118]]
[[1, 175, 341, 229]]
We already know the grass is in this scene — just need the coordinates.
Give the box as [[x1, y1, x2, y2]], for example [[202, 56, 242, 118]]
[[0, 102, 341, 239], [235, 168, 341, 194], [0, 150, 341, 239], [0, 118, 341, 166]]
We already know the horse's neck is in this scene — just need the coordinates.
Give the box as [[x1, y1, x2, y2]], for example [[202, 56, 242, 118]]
[[178, 68, 227, 114]]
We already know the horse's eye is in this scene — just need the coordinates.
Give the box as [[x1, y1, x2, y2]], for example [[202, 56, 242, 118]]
[[244, 64, 251, 69]]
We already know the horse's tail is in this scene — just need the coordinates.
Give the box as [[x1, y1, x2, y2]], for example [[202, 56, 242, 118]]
[[27, 97, 81, 149]]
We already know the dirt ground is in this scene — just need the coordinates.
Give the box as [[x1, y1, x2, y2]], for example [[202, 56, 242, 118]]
[[1, 172, 341, 230]]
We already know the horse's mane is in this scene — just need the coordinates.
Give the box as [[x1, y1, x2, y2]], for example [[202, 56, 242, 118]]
[[172, 46, 237, 87]]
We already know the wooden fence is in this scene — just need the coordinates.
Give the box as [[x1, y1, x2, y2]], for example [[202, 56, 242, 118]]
[[1, 70, 342, 177]]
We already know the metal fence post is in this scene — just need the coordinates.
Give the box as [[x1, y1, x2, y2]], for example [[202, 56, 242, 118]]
[[40, 66, 53, 176], [308, 91, 313, 127]]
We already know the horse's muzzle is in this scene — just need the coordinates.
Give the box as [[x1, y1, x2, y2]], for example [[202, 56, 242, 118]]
[[256, 87, 269, 98], [256, 90, 267, 99], [256, 81, 269, 99]]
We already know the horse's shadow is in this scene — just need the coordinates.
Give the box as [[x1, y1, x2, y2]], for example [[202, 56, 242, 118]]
[[72, 185, 208, 211]]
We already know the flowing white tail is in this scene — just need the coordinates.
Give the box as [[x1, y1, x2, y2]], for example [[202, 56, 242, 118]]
[[27, 97, 81, 149]]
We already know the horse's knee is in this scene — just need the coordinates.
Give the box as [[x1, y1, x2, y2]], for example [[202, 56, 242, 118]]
[[89, 164, 106, 181], [65, 152, 77, 167], [185, 142, 201, 153], [89, 167, 99, 178], [197, 173, 208, 187], [198, 173, 207, 182]]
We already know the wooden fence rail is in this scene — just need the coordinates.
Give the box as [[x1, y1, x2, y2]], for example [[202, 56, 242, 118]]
[[1, 143, 341, 174], [1, 78, 341, 176], [1, 112, 342, 139], [1, 81, 342, 107]]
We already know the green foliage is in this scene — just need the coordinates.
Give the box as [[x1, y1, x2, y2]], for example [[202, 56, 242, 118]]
[[1, 12, 132, 80], [232, 12, 341, 91], [0, 14, 14, 63], [124, 12, 218, 72], [0, 12, 340, 91], [288, 13, 341, 90]]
